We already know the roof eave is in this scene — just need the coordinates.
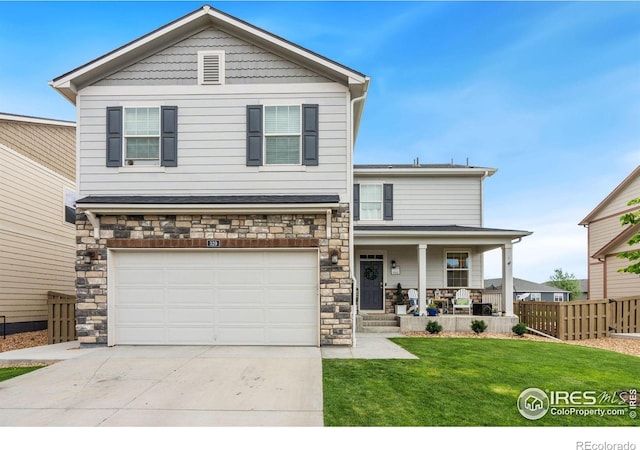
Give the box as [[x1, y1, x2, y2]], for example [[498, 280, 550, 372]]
[[354, 167, 497, 176], [579, 165, 640, 225]]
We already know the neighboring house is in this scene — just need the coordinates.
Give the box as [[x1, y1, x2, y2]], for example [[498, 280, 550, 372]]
[[576, 279, 588, 300], [0, 113, 76, 334], [354, 164, 531, 316], [485, 278, 569, 302], [579, 166, 640, 299], [50, 5, 530, 348]]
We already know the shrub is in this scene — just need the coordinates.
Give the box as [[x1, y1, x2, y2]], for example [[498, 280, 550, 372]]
[[426, 320, 443, 335], [470, 319, 487, 334], [512, 322, 527, 336]]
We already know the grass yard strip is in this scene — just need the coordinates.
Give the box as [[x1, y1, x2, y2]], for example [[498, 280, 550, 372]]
[[0, 366, 44, 382], [322, 338, 639, 426]]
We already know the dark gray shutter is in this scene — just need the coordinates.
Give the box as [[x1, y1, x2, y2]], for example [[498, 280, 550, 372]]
[[161, 106, 178, 167], [302, 104, 319, 166], [353, 184, 360, 221], [383, 184, 393, 220], [106, 107, 122, 167], [246, 105, 263, 166]]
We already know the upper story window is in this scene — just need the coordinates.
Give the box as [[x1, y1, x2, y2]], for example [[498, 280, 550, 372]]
[[554, 293, 564, 302], [360, 184, 383, 220], [106, 106, 177, 168], [446, 251, 470, 287], [264, 105, 301, 165], [354, 183, 393, 221], [124, 107, 160, 165]]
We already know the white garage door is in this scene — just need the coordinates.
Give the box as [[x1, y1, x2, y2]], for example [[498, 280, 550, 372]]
[[111, 250, 318, 346]]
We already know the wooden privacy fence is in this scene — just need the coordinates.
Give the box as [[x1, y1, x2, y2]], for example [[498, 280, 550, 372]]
[[47, 291, 76, 344], [514, 296, 640, 341]]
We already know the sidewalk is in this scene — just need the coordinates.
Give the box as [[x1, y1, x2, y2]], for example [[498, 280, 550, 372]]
[[0, 340, 102, 366]]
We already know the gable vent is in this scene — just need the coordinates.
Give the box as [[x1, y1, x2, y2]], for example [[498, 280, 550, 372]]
[[198, 50, 225, 85]]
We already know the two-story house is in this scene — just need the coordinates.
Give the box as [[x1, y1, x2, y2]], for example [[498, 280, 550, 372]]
[[579, 166, 640, 299], [50, 5, 529, 348], [0, 113, 76, 334]]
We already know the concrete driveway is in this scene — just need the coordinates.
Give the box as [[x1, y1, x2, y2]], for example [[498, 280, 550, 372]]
[[0, 345, 323, 426]]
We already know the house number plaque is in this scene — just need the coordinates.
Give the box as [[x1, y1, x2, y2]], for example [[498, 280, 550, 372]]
[[206, 240, 221, 248]]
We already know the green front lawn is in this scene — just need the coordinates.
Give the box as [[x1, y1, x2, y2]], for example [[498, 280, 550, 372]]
[[323, 338, 639, 426], [0, 366, 44, 382]]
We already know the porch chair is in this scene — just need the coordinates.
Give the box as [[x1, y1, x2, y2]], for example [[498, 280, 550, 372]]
[[452, 289, 472, 315], [407, 289, 419, 314]]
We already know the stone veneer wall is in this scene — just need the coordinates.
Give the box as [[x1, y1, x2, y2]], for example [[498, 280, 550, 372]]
[[75, 205, 351, 346]]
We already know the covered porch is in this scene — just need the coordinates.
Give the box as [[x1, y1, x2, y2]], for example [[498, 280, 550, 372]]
[[353, 225, 532, 319]]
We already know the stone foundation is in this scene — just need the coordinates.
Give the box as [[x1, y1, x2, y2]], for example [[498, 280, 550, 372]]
[[75, 206, 352, 346]]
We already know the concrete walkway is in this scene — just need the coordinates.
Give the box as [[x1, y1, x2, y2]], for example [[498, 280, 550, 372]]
[[321, 333, 418, 359]]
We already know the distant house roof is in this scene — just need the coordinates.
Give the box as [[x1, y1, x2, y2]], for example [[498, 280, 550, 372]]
[[579, 165, 640, 225], [484, 278, 569, 293]]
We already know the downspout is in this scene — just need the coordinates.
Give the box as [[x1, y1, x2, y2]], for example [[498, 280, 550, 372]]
[[349, 81, 369, 348]]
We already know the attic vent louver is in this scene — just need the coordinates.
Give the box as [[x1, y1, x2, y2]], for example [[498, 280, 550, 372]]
[[198, 50, 225, 85]]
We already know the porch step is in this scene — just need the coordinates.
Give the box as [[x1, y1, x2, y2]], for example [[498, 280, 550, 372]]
[[359, 313, 401, 333]]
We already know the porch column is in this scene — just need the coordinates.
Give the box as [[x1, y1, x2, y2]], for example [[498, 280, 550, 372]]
[[502, 242, 514, 316], [418, 244, 427, 314]]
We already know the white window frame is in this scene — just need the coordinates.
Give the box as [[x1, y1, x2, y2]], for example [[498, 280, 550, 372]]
[[123, 106, 161, 166], [553, 293, 564, 302], [530, 293, 542, 301], [63, 186, 76, 226], [263, 104, 302, 166], [444, 249, 471, 288], [198, 50, 225, 85], [359, 183, 384, 221]]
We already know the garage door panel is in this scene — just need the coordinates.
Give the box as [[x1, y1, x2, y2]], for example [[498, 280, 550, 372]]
[[168, 308, 215, 324], [268, 308, 316, 324], [117, 269, 164, 286], [116, 288, 164, 305], [116, 308, 164, 324], [166, 268, 214, 285], [216, 268, 265, 285], [166, 288, 215, 305], [167, 327, 215, 344], [113, 250, 318, 346]]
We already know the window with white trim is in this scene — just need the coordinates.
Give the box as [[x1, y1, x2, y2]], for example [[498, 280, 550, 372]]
[[124, 107, 160, 165], [530, 293, 542, 301], [264, 105, 301, 165], [63, 186, 76, 225], [553, 293, 564, 302], [359, 184, 383, 220], [446, 251, 470, 287]]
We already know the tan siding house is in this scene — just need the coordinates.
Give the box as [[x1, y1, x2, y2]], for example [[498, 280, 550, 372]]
[[580, 166, 640, 299], [0, 113, 76, 333]]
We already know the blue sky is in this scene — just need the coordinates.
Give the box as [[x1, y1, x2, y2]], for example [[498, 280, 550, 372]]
[[1, 1, 639, 282]]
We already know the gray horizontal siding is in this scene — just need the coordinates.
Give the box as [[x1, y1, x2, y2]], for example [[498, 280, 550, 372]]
[[354, 175, 482, 226], [77, 88, 349, 197], [96, 27, 329, 86]]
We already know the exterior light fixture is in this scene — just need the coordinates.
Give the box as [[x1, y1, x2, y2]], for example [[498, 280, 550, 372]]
[[330, 250, 339, 265], [391, 260, 397, 269]]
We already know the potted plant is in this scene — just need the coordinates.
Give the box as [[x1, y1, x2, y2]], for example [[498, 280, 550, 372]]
[[394, 283, 407, 315], [491, 306, 500, 317], [427, 301, 438, 316]]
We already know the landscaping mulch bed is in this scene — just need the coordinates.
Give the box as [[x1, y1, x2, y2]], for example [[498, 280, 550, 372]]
[[405, 331, 640, 357], [0, 330, 48, 353]]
